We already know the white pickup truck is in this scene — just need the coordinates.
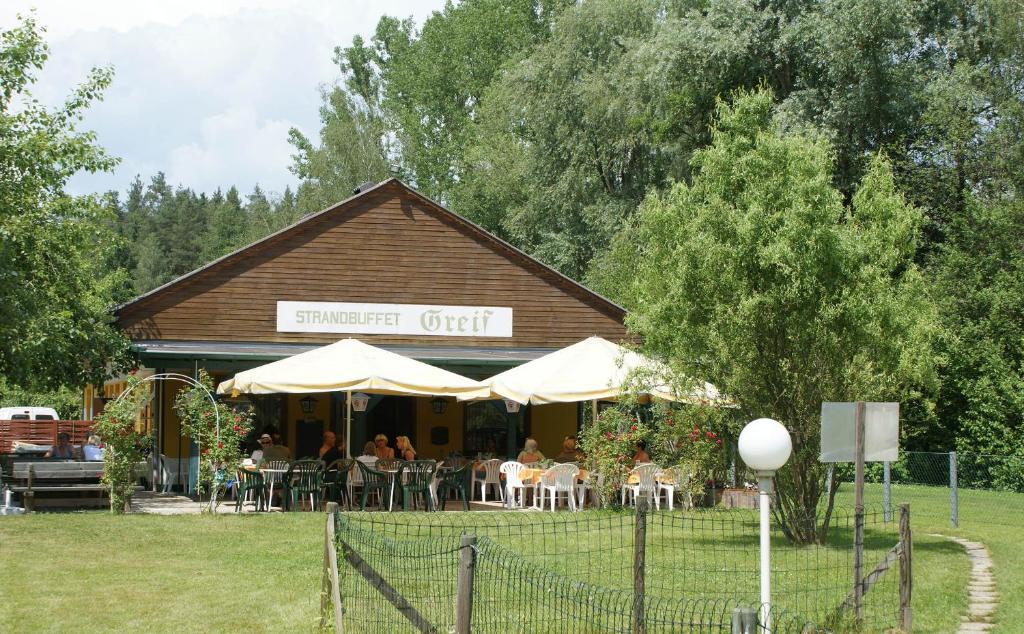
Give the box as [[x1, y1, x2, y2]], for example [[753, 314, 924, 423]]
[[0, 406, 60, 421]]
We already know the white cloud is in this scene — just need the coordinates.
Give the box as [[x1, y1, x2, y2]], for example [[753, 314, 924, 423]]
[[3, 1, 446, 196], [166, 108, 299, 193]]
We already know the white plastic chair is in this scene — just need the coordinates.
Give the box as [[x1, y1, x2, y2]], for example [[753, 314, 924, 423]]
[[159, 454, 189, 493], [477, 459, 504, 503], [499, 461, 531, 509], [537, 463, 580, 511], [263, 460, 288, 508], [576, 470, 603, 510], [656, 467, 680, 511], [622, 463, 660, 509]]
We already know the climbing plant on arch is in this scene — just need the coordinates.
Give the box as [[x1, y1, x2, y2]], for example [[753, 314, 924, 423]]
[[173, 370, 254, 513], [92, 373, 153, 514]]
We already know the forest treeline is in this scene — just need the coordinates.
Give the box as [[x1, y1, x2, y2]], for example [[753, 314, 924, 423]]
[[3, 1, 1022, 460]]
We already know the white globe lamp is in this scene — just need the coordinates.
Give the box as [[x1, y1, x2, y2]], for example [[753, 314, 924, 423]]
[[738, 417, 792, 475], [738, 417, 792, 632]]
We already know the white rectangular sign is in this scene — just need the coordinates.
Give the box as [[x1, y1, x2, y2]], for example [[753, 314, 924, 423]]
[[819, 402, 900, 463], [276, 301, 513, 337]]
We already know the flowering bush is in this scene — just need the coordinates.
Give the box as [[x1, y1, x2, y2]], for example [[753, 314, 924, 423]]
[[173, 370, 253, 510], [580, 401, 729, 505], [648, 403, 726, 501], [579, 407, 652, 505], [91, 374, 152, 513]]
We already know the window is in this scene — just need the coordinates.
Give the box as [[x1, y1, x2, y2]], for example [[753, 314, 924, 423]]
[[463, 401, 527, 458]]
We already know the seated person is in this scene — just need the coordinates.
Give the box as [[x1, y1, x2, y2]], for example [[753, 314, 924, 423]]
[[82, 435, 105, 461], [554, 436, 583, 463], [373, 434, 395, 460], [263, 437, 291, 462], [251, 434, 271, 462], [253, 433, 291, 462], [45, 432, 77, 459], [318, 431, 337, 459], [395, 435, 416, 461], [321, 436, 347, 464], [356, 442, 378, 465], [632, 440, 651, 465], [516, 438, 544, 465]]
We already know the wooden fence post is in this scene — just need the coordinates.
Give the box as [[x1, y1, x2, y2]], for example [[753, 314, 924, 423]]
[[633, 498, 648, 634], [320, 502, 344, 634], [731, 606, 757, 634], [455, 534, 477, 634], [899, 504, 913, 632]]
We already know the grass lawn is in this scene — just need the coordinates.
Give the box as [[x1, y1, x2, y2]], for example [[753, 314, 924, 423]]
[[834, 481, 1024, 633], [0, 483, 1016, 633], [0, 512, 323, 633]]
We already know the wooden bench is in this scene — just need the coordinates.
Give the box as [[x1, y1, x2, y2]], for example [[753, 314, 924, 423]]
[[9, 461, 109, 512]]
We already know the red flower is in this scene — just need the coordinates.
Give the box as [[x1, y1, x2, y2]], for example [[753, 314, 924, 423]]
[[693, 426, 699, 433], [233, 425, 241, 432], [234, 415, 241, 423], [128, 368, 138, 376], [666, 421, 673, 426], [716, 439, 722, 446], [706, 431, 715, 439], [630, 425, 637, 432], [202, 448, 209, 455], [217, 442, 224, 449], [605, 432, 613, 440]]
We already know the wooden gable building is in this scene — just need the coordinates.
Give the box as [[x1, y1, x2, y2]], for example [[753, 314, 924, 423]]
[[107, 179, 628, 489]]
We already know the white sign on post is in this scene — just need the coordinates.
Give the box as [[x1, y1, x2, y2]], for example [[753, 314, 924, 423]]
[[276, 301, 513, 338], [819, 402, 899, 463]]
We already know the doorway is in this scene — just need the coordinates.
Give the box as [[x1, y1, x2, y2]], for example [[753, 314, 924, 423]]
[[365, 396, 416, 448]]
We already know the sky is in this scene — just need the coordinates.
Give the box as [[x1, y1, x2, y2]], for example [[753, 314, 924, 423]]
[[1, 1, 446, 197]]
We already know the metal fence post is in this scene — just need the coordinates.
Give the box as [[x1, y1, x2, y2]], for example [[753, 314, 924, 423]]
[[899, 504, 913, 632], [731, 607, 757, 634], [455, 534, 477, 634], [633, 498, 648, 634], [949, 451, 958, 529], [883, 461, 892, 523]]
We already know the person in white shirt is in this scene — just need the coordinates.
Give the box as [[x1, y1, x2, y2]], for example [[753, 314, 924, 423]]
[[82, 435, 104, 461]]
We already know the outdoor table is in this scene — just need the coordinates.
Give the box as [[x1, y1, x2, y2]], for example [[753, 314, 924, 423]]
[[626, 471, 675, 485], [241, 464, 289, 508], [520, 467, 589, 484]]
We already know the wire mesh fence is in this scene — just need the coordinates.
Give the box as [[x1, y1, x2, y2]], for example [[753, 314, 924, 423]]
[[833, 450, 1024, 528], [329, 504, 904, 633]]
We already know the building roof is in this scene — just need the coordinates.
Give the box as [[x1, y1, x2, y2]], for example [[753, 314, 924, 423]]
[[115, 178, 625, 320]]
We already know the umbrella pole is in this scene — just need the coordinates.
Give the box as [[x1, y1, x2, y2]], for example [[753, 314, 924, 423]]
[[346, 391, 352, 459], [592, 399, 598, 423]]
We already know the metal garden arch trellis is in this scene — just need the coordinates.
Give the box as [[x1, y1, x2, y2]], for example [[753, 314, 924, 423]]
[[114, 372, 222, 512]]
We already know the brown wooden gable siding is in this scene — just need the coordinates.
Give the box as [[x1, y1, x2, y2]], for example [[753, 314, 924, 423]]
[[117, 181, 627, 348]]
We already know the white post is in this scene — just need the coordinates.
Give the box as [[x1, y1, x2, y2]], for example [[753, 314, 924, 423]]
[[345, 391, 352, 459], [758, 474, 772, 631]]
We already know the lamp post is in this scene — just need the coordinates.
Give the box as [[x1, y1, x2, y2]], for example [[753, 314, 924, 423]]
[[737, 418, 792, 632]]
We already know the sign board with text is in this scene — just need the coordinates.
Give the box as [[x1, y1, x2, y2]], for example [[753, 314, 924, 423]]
[[276, 301, 513, 338], [819, 402, 899, 463]]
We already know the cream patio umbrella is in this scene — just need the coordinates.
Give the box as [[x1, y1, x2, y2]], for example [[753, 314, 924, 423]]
[[466, 336, 724, 419], [217, 338, 490, 456]]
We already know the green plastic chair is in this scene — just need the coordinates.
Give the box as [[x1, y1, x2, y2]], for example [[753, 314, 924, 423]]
[[357, 460, 392, 511], [323, 458, 354, 510], [434, 462, 472, 511], [283, 459, 324, 512], [396, 460, 437, 511], [235, 468, 268, 512]]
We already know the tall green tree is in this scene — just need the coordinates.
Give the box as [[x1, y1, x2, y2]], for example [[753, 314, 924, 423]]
[[288, 88, 389, 216], [619, 90, 937, 542], [336, 0, 567, 200], [0, 15, 129, 388]]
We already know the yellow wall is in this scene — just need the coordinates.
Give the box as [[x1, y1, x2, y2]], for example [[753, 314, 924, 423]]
[[283, 393, 332, 451], [531, 403, 577, 458], [415, 397, 462, 460]]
